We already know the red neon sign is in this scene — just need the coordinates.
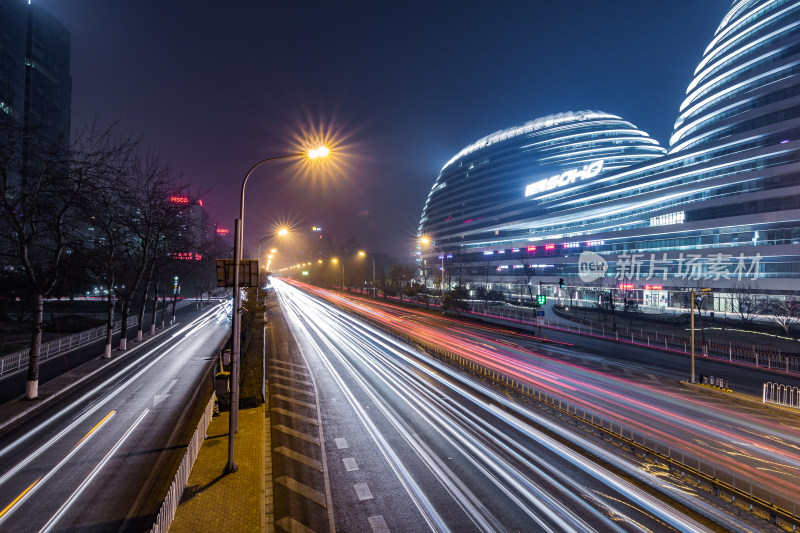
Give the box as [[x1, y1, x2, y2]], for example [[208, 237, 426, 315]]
[[173, 252, 203, 261], [216, 228, 229, 235], [544, 244, 555, 250], [618, 283, 635, 290], [644, 285, 663, 290], [527, 246, 536, 253], [170, 196, 189, 204]]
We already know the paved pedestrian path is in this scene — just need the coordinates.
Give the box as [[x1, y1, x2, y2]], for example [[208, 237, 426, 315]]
[[171, 406, 266, 532]]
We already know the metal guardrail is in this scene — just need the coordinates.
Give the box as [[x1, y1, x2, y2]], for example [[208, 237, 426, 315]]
[[466, 303, 800, 376], [763, 382, 800, 409], [0, 298, 196, 377], [327, 295, 799, 530], [150, 392, 216, 533]]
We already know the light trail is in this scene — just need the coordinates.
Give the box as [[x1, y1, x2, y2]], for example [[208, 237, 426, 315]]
[[282, 279, 800, 503], [0, 304, 226, 532], [0, 306, 221, 465], [39, 408, 150, 532], [278, 289, 454, 532], [0, 411, 116, 526], [275, 279, 713, 531]]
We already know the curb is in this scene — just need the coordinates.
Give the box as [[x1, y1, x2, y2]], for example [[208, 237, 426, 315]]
[[0, 321, 184, 434], [679, 380, 800, 418]]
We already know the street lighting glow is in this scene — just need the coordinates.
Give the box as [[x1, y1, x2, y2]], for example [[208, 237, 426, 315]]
[[277, 228, 289, 236], [420, 236, 431, 246], [332, 258, 339, 263], [308, 146, 330, 159]]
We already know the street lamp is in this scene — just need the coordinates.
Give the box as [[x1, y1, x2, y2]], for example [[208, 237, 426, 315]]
[[258, 234, 287, 276], [332, 258, 344, 291], [690, 288, 711, 384], [420, 236, 445, 302], [358, 251, 376, 297], [228, 146, 328, 474], [256, 234, 287, 304]]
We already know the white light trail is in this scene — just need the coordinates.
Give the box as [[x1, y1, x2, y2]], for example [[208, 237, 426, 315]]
[[0, 306, 221, 477], [39, 408, 150, 532], [0, 411, 116, 526]]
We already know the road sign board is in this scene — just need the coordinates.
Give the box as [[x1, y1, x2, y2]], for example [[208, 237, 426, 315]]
[[215, 259, 259, 288]]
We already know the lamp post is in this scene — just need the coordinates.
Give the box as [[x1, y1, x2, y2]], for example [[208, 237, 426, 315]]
[[420, 237, 445, 302], [256, 230, 287, 300], [332, 258, 344, 291], [690, 288, 711, 384], [227, 146, 328, 474], [358, 251, 376, 297]]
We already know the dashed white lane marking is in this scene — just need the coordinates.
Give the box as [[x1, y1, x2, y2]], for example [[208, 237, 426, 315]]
[[274, 424, 321, 446], [334, 438, 348, 449], [342, 457, 359, 472], [276, 476, 327, 507], [368, 515, 390, 533], [271, 382, 316, 397], [275, 446, 323, 471], [354, 482, 373, 501], [270, 372, 313, 387], [275, 516, 316, 533], [272, 360, 310, 371], [272, 394, 317, 410], [271, 407, 319, 426]]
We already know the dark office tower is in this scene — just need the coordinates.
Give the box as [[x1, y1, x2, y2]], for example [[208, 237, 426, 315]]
[[0, 0, 70, 151], [0, 0, 26, 125], [24, 1, 71, 152]]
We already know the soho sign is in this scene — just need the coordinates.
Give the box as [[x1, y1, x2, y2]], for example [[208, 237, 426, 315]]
[[525, 160, 604, 198]]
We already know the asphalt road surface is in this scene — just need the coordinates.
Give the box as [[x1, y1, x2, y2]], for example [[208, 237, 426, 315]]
[[0, 301, 230, 532], [273, 279, 740, 532]]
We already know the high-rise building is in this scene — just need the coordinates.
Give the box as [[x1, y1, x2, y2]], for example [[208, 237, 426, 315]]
[[0, 0, 71, 151], [418, 0, 800, 311]]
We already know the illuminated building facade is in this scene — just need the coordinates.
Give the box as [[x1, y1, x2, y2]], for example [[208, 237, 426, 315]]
[[418, 0, 800, 310]]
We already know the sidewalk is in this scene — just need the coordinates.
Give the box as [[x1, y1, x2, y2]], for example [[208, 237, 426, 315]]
[[170, 405, 267, 533]]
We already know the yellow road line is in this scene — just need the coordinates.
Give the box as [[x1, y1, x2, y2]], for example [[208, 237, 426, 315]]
[[0, 410, 116, 521], [72, 410, 115, 451], [0, 477, 41, 519]]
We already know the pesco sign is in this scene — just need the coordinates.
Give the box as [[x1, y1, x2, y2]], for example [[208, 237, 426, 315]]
[[525, 160, 604, 198]]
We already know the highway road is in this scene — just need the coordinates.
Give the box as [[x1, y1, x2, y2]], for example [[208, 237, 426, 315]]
[[294, 282, 800, 505], [0, 301, 229, 532], [273, 278, 739, 532]]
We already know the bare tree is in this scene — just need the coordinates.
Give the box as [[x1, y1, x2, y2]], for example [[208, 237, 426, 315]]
[[588, 276, 618, 331], [0, 121, 130, 398], [516, 259, 538, 304], [764, 296, 800, 337], [730, 282, 762, 325], [115, 151, 182, 350], [79, 166, 128, 358]]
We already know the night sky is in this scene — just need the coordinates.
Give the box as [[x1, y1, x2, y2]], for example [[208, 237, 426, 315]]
[[37, 0, 730, 265]]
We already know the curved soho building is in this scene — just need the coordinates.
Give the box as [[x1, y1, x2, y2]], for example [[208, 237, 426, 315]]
[[418, 0, 800, 310]]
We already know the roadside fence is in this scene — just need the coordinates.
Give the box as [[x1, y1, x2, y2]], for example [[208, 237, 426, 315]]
[[150, 392, 216, 533], [465, 303, 800, 376], [0, 298, 196, 377], [763, 382, 800, 409]]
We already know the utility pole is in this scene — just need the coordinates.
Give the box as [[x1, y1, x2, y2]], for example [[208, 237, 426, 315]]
[[690, 288, 711, 383]]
